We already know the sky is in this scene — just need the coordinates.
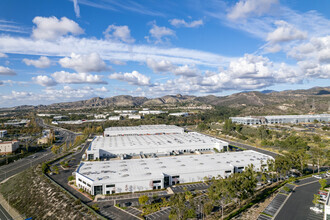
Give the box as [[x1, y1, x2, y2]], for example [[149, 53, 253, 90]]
[[0, 0, 330, 107]]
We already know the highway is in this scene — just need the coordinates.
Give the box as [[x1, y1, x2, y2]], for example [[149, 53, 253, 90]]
[[0, 118, 77, 219]]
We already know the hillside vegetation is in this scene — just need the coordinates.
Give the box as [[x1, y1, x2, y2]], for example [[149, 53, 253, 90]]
[[0, 166, 97, 220]]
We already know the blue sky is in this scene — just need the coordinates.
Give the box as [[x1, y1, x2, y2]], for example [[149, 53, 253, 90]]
[[0, 0, 329, 107]]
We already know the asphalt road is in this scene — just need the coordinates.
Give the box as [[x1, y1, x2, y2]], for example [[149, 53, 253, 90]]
[[0, 118, 77, 219], [0, 201, 11, 220], [275, 177, 330, 220]]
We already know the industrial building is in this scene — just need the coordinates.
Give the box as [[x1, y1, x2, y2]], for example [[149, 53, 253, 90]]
[[86, 132, 228, 160], [104, 124, 184, 136], [76, 150, 272, 195], [230, 114, 330, 125], [169, 112, 189, 117], [0, 140, 19, 154]]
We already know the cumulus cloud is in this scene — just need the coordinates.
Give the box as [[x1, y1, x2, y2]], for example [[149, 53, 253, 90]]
[[59, 52, 108, 72], [32, 75, 57, 86], [109, 71, 151, 86], [146, 58, 199, 77], [148, 54, 304, 96], [0, 52, 7, 58], [23, 56, 51, 68], [51, 71, 107, 84], [172, 65, 199, 77], [73, 0, 80, 18], [2, 91, 33, 100], [227, 0, 278, 20], [146, 23, 175, 44], [0, 66, 16, 75], [266, 20, 307, 43], [103, 24, 135, 43], [146, 58, 173, 73], [32, 16, 84, 40], [169, 19, 203, 28]]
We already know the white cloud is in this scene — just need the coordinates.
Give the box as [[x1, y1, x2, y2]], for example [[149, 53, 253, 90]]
[[263, 44, 282, 53], [227, 0, 278, 20], [109, 71, 151, 86], [266, 20, 307, 43], [146, 58, 173, 72], [146, 58, 199, 76], [73, 0, 80, 18], [32, 16, 84, 40], [103, 24, 135, 43], [0, 52, 7, 58], [0, 66, 16, 75], [172, 65, 199, 77], [0, 35, 231, 67], [110, 60, 126, 65], [32, 75, 57, 86], [169, 19, 203, 28], [95, 86, 108, 92], [23, 56, 51, 68], [146, 23, 175, 44], [51, 71, 107, 84], [59, 52, 108, 72], [2, 91, 33, 100]]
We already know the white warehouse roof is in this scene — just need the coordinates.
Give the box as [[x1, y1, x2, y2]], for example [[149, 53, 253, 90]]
[[104, 124, 184, 136], [76, 150, 272, 194], [87, 132, 228, 158]]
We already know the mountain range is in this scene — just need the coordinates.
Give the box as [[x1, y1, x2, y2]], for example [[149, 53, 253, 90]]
[[3, 87, 330, 115]]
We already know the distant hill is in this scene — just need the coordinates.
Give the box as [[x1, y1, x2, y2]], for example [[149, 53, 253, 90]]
[[3, 86, 330, 115]]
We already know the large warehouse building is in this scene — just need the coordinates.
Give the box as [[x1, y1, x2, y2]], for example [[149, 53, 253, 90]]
[[76, 150, 273, 195], [86, 125, 228, 160], [230, 114, 330, 125], [104, 124, 184, 136]]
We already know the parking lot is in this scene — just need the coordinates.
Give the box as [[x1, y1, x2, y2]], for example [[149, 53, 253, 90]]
[[263, 193, 287, 217], [145, 207, 171, 220], [171, 182, 208, 193]]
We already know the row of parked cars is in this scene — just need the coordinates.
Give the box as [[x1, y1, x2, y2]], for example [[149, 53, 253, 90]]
[[312, 171, 330, 179]]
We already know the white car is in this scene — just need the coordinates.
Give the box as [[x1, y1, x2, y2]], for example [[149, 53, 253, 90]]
[[312, 175, 322, 179]]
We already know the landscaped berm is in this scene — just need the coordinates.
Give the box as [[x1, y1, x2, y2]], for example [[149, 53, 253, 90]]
[[0, 165, 99, 220]]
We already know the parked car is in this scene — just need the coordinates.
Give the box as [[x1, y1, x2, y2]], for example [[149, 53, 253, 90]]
[[312, 175, 322, 179]]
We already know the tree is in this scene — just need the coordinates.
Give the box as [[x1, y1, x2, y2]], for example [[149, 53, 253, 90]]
[[139, 195, 149, 206], [312, 194, 320, 205], [319, 179, 327, 190], [310, 146, 325, 173]]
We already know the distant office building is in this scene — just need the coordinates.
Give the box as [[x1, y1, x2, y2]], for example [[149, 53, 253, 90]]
[[139, 110, 167, 115], [0, 130, 7, 138], [108, 116, 121, 121], [230, 114, 330, 125], [114, 110, 138, 114], [169, 112, 189, 117], [4, 120, 30, 127], [0, 140, 19, 154], [94, 114, 108, 119], [128, 114, 141, 119]]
